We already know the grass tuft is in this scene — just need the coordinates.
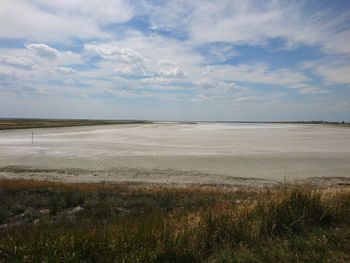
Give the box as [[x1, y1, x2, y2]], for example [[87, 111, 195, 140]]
[[259, 189, 333, 237]]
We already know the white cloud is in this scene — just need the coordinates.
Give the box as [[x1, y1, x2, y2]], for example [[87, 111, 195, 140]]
[[201, 66, 213, 76], [191, 94, 210, 102], [26, 43, 59, 58], [194, 79, 242, 92], [140, 0, 191, 35], [24, 43, 82, 65], [141, 76, 170, 85], [0, 44, 85, 99], [304, 59, 350, 85], [297, 87, 329, 95], [193, 79, 252, 104], [115, 63, 146, 76], [158, 60, 177, 67], [0, 0, 134, 42], [32, 0, 133, 25], [85, 40, 193, 82], [140, 63, 186, 85], [200, 63, 309, 87], [0, 68, 15, 78], [235, 96, 266, 104], [85, 43, 149, 77], [85, 44, 147, 63], [159, 67, 185, 78], [98, 31, 203, 77], [0, 55, 35, 69], [104, 88, 134, 97], [190, 1, 294, 45], [143, 0, 350, 55], [56, 66, 76, 74], [201, 44, 238, 63]]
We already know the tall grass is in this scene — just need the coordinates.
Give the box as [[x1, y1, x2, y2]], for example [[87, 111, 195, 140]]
[[259, 189, 333, 237], [0, 180, 349, 262]]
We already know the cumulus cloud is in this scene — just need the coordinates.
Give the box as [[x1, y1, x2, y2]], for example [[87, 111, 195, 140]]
[[26, 43, 59, 58], [141, 65, 185, 85], [0, 55, 34, 69], [139, 60, 186, 84], [56, 66, 76, 74], [159, 67, 185, 78], [85, 44, 147, 63], [193, 79, 250, 103], [85, 44, 149, 77], [115, 63, 146, 76]]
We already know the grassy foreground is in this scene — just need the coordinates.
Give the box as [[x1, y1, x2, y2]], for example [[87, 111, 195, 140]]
[[0, 180, 349, 262]]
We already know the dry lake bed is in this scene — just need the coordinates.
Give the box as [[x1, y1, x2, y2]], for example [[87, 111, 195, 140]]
[[0, 123, 350, 187]]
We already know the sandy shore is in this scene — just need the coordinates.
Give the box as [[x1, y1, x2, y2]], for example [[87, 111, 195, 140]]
[[0, 123, 349, 186]]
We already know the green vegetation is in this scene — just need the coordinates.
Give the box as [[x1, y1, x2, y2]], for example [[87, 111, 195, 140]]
[[0, 118, 152, 130], [0, 179, 349, 262]]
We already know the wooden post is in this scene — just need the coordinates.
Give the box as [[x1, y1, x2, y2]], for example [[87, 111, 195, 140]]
[[32, 132, 33, 144]]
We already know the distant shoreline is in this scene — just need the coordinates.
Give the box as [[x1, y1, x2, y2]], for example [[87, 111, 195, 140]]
[[0, 118, 349, 130], [0, 119, 152, 130]]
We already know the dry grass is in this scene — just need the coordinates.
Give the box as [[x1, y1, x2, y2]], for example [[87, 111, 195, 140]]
[[0, 179, 349, 262]]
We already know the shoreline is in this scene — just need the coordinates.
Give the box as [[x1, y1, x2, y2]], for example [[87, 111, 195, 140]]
[[0, 119, 152, 130], [1, 165, 350, 189], [0, 118, 349, 130]]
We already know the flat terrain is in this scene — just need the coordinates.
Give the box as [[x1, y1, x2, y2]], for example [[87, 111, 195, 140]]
[[0, 119, 149, 130], [0, 122, 349, 186]]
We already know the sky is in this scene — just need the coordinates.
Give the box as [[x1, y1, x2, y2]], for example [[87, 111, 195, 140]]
[[0, 0, 350, 121]]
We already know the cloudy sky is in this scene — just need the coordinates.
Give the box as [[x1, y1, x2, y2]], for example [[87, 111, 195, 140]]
[[0, 0, 350, 121]]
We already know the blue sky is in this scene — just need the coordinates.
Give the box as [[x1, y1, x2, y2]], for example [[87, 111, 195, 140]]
[[0, 0, 350, 121]]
